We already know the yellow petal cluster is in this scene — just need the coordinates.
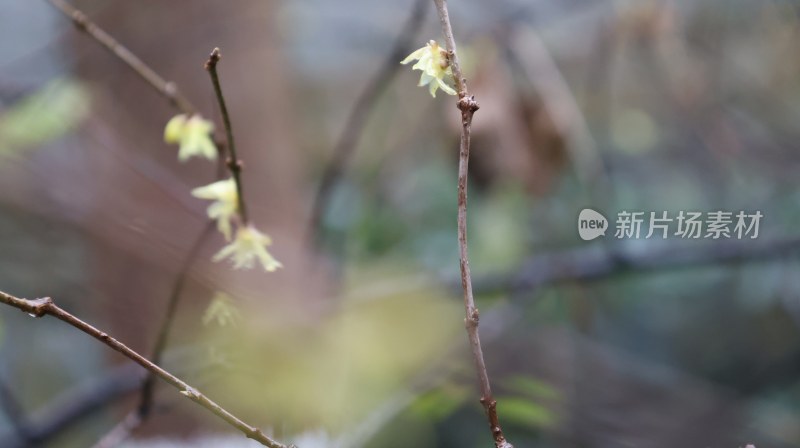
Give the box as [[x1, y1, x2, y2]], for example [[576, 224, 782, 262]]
[[164, 114, 217, 162], [401, 40, 457, 97], [213, 225, 282, 272]]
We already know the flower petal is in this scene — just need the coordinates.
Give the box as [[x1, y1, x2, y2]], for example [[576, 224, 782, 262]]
[[401, 46, 427, 65], [164, 114, 187, 144], [418, 72, 434, 87], [212, 242, 237, 262], [438, 79, 457, 96], [428, 79, 439, 97]]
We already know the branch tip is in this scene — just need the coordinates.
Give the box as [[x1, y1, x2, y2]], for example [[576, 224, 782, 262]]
[[206, 47, 222, 70]]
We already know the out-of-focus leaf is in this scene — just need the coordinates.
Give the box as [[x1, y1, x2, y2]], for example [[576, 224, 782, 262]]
[[410, 384, 469, 421], [504, 375, 559, 401], [472, 185, 528, 271], [203, 292, 241, 327], [0, 79, 89, 157], [495, 396, 555, 428]]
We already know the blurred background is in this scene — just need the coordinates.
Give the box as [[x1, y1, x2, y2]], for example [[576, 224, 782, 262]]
[[1, 0, 800, 447]]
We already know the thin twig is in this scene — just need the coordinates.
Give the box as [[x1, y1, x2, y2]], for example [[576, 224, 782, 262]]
[[89, 221, 223, 448], [46, 0, 196, 115], [307, 0, 428, 244], [138, 220, 217, 418], [205, 48, 250, 225], [0, 290, 295, 448], [431, 1, 512, 447]]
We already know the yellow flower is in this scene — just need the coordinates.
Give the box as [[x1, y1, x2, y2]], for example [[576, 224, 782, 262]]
[[164, 114, 217, 162], [203, 292, 241, 327], [192, 178, 238, 241], [401, 40, 457, 97], [213, 225, 282, 272]]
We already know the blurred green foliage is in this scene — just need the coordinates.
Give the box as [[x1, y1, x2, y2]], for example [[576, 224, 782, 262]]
[[0, 79, 89, 157]]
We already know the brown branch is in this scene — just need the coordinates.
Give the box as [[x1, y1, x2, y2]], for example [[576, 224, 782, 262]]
[[137, 220, 217, 419], [88, 220, 224, 448], [205, 48, 250, 225], [307, 0, 428, 245], [46, 0, 196, 116], [432, 1, 512, 447], [0, 290, 295, 448]]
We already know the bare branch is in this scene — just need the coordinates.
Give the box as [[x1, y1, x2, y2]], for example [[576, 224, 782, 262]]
[[46, 0, 196, 115], [475, 237, 800, 297], [307, 0, 428, 244], [205, 48, 250, 225], [138, 220, 217, 417], [0, 290, 295, 448], [89, 221, 224, 448], [432, 1, 512, 446]]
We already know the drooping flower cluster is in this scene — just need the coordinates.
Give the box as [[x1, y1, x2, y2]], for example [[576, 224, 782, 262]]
[[401, 40, 456, 97], [213, 225, 282, 272], [164, 116, 281, 273]]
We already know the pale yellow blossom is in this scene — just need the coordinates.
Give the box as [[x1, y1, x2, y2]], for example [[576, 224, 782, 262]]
[[213, 225, 282, 272], [191, 178, 238, 241], [401, 40, 457, 97], [203, 292, 241, 327], [164, 114, 217, 162]]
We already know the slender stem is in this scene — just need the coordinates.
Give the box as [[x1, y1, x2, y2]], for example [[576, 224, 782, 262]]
[[205, 48, 250, 225], [432, 1, 512, 447], [46, 0, 196, 116], [307, 0, 428, 245], [137, 219, 217, 420], [0, 290, 295, 448]]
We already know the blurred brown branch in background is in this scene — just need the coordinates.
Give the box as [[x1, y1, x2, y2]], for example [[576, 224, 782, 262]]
[[473, 236, 800, 297], [0, 290, 295, 448], [307, 0, 428, 246], [432, 0, 513, 447], [0, 375, 33, 445], [13, 363, 144, 448]]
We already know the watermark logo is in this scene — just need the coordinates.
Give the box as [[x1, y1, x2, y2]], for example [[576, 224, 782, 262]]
[[578, 208, 608, 241], [578, 209, 763, 241]]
